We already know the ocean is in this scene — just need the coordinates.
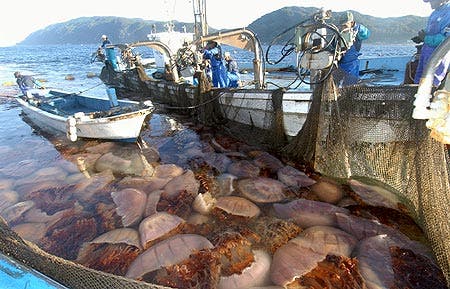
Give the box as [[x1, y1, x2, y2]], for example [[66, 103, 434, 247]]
[[0, 43, 435, 287]]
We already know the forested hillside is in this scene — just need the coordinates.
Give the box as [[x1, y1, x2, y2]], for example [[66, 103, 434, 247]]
[[19, 7, 426, 45]]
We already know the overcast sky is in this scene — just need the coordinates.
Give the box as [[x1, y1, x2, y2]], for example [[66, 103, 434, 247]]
[[0, 0, 431, 46]]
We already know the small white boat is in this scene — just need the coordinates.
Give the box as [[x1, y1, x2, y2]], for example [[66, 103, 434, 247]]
[[16, 89, 154, 142]]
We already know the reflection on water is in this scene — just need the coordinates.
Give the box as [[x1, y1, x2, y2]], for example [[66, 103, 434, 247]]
[[0, 95, 447, 288]]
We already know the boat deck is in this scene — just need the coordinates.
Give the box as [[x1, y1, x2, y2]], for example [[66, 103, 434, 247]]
[[26, 91, 141, 117]]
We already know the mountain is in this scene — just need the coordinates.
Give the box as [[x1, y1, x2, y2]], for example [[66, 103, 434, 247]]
[[247, 7, 427, 44], [19, 16, 197, 45], [19, 7, 427, 45]]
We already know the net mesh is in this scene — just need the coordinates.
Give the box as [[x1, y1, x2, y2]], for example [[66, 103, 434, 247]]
[[285, 75, 450, 284], [0, 217, 170, 289]]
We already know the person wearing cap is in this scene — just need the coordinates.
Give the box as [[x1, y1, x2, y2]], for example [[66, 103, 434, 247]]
[[100, 35, 111, 49], [337, 11, 370, 84], [94, 35, 111, 63], [414, 0, 450, 86], [224, 51, 240, 88], [202, 40, 227, 87], [13, 71, 43, 95]]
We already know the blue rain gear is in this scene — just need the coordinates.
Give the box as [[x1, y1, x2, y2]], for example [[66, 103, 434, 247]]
[[203, 47, 227, 88], [225, 58, 240, 88], [414, 2, 450, 84], [227, 72, 240, 88], [415, 45, 450, 86], [101, 38, 111, 48], [338, 24, 370, 79]]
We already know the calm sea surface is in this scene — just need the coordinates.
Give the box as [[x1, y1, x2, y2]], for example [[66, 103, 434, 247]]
[[0, 43, 416, 95], [0, 43, 432, 286]]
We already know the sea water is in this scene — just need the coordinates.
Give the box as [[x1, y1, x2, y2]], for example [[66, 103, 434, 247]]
[[0, 44, 416, 96]]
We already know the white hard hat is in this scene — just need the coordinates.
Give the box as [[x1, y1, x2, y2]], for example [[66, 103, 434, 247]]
[[101, 35, 107, 39]]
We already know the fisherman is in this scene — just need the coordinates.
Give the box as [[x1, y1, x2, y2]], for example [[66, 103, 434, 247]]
[[13, 71, 43, 95], [100, 35, 111, 49], [99, 34, 120, 71], [202, 40, 227, 88], [92, 35, 111, 63], [337, 11, 370, 84], [224, 51, 241, 88], [414, 0, 450, 86]]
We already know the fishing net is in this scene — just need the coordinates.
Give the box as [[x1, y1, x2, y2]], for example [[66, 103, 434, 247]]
[[0, 217, 169, 289], [99, 62, 152, 99], [192, 70, 225, 125], [285, 75, 450, 284]]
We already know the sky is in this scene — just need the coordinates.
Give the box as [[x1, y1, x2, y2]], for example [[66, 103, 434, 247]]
[[0, 0, 431, 47]]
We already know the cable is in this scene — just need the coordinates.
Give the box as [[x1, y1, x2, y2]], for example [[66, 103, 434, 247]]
[[265, 18, 311, 66]]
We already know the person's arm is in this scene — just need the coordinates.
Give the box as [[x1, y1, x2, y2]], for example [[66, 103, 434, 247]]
[[32, 78, 44, 89], [424, 33, 447, 47], [424, 5, 450, 47], [203, 49, 212, 60], [424, 22, 449, 47]]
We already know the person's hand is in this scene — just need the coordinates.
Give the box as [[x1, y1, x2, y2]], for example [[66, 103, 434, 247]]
[[411, 29, 425, 44], [418, 29, 425, 39]]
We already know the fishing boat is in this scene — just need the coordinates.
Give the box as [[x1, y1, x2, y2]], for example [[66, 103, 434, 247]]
[[98, 6, 416, 139], [16, 89, 154, 142], [0, 252, 68, 289]]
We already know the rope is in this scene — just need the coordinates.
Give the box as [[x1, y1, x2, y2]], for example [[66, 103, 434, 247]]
[[76, 82, 105, 95], [163, 90, 225, 110], [265, 73, 300, 89]]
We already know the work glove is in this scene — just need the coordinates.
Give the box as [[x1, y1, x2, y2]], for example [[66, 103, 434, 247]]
[[411, 29, 425, 44]]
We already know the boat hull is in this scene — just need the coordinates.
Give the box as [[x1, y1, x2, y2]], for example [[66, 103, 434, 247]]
[[100, 55, 412, 139], [0, 253, 67, 289], [216, 89, 312, 137]]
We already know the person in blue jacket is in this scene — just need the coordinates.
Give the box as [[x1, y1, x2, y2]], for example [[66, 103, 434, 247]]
[[202, 40, 227, 88], [224, 51, 241, 88], [338, 11, 370, 84], [414, 0, 450, 86], [100, 35, 111, 48]]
